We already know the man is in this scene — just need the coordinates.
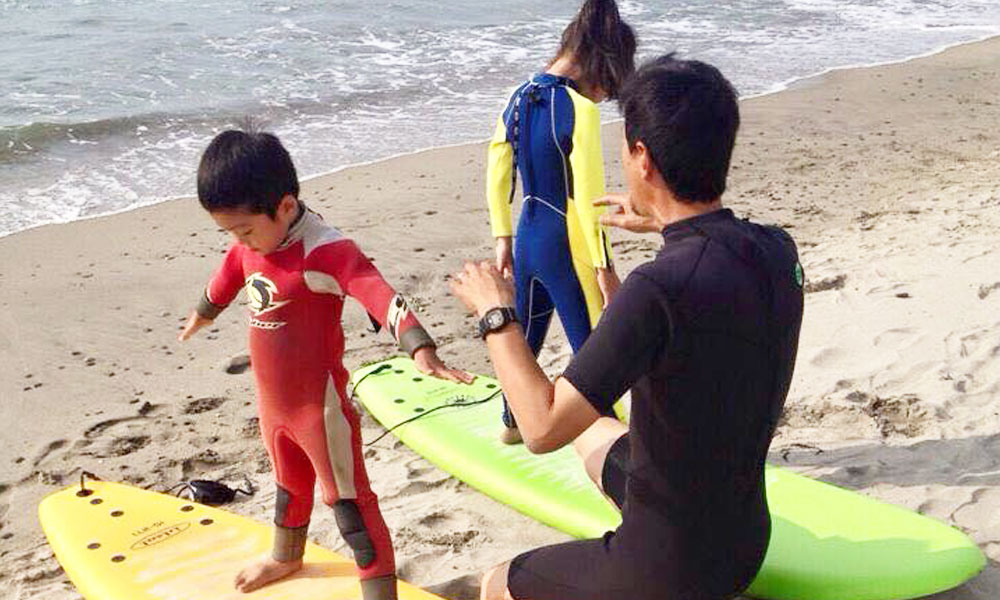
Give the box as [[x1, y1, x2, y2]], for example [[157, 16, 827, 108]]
[[451, 54, 804, 600]]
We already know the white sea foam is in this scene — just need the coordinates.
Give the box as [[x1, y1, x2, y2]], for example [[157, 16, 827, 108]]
[[1, 0, 999, 238]]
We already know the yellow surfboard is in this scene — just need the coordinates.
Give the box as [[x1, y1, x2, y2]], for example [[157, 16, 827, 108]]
[[38, 479, 445, 600]]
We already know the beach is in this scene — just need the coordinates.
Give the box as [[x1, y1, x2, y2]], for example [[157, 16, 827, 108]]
[[2, 34, 1000, 600]]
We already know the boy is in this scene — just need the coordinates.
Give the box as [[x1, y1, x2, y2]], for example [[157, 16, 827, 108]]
[[179, 129, 470, 600]]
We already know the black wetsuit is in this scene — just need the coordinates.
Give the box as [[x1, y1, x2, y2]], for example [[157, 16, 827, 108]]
[[507, 209, 804, 600]]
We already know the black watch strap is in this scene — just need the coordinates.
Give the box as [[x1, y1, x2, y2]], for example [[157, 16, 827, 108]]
[[478, 306, 518, 339]]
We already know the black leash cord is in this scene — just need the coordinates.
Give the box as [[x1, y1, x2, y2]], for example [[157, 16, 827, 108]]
[[363, 389, 503, 447], [351, 362, 503, 447], [350, 363, 393, 396], [79, 470, 102, 494]]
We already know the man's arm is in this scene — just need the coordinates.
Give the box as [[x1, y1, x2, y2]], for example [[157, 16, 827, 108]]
[[450, 261, 607, 454], [483, 321, 600, 453], [451, 261, 669, 453]]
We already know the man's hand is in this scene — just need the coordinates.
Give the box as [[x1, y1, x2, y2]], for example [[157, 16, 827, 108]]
[[596, 266, 620, 307], [413, 347, 475, 384], [450, 261, 516, 317], [596, 193, 660, 234], [178, 311, 213, 341], [495, 236, 514, 280]]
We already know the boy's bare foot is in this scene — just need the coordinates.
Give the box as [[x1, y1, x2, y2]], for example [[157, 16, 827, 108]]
[[234, 556, 303, 593]]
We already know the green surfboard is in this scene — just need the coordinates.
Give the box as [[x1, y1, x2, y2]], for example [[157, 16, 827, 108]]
[[351, 357, 984, 600]]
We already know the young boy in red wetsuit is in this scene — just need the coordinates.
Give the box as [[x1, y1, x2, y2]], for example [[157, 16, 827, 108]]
[[178, 129, 470, 600]]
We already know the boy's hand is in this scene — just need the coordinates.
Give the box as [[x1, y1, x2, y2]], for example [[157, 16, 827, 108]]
[[178, 310, 213, 341], [596, 266, 620, 307], [596, 193, 660, 233], [413, 347, 474, 384], [495, 236, 513, 280]]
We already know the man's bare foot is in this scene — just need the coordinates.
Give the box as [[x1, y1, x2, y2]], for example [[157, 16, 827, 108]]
[[234, 556, 303, 593]]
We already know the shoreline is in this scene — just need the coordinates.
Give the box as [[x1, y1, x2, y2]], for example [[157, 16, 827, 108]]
[[746, 29, 1000, 99], [3, 31, 999, 242], [3, 34, 1000, 600]]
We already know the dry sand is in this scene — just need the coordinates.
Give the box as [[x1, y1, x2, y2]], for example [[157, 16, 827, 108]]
[[2, 36, 1000, 599]]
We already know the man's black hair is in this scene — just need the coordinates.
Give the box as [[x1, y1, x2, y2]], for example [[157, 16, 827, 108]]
[[619, 54, 740, 203], [197, 129, 299, 218]]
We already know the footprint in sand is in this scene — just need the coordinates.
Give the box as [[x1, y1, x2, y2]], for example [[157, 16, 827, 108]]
[[240, 417, 260, 439], [179, 449, 226, 478], [977, 282, 1000, 299], [804, 273, 846, 293], [405, 457, 435, 479], [83, 416, 146, 439], [428, 529, 479, 547], [224, 354, 251, 374], [942, 327, 1000, 395], [864, 393, 927, 438], [425, 574, 480, 600], [106, 435, 151, 457], [181, 396, 227, 415], [31, 440, 68, 467], [81, 431, 152, 459], [417, 511, 451, 527], [872, 327, 917, 347], [778, 401, 869, 432], [808, 346, 848, 368], [397, 478, 452, 497]]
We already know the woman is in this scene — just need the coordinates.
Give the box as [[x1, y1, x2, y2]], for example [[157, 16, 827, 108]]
[[459, 54, 802, 600], [485, 0, 636, 443]]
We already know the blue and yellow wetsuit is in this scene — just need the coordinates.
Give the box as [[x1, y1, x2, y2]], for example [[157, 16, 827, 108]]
[[486, 73, 612, 425]]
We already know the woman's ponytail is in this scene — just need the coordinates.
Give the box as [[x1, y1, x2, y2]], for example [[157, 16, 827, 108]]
[[555, 0, 636, 99]]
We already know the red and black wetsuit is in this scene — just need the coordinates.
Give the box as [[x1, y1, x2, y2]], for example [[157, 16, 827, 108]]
[[196, 204, 434, 581]]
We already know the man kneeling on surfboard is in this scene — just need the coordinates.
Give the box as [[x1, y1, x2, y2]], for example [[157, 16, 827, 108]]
[[452, 55, 804, 600], [179, 128, 470, 600]]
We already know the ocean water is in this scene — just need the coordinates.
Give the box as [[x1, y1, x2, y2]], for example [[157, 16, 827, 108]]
[[1, 0, 999, 237]]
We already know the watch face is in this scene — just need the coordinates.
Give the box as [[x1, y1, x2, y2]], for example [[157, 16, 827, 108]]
[[487, 311, 504, 328]]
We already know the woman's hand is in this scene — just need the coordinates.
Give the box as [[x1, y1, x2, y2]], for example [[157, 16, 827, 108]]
[[413, 347, 475, 384], [495, 236, 514, 280], [596, 193, 660, 234], [450, 260, 516, 317]]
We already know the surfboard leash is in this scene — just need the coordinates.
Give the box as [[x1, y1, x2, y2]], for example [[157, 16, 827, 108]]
[[362, 389, 502, 447], [349, 363, 394, 396], [77, 470, 103, 496], [350, 361, 503, 447]]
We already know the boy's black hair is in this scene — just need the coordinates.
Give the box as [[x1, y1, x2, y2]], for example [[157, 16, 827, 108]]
[[619, 54, 740, 203], [197, 129, 299, 218], [555, 0, 636, 99]]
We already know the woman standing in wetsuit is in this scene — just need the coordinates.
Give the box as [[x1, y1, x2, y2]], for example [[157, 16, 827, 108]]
[[457, 54, 804, 600], [485, 0, 636, 443]]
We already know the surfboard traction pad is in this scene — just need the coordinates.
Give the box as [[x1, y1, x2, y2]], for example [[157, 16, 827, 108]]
[[351, 357, 985, 600], [38, 479, 444, 600]]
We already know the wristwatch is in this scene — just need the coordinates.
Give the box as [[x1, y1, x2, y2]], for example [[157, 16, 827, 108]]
[[478, 306, 518, 339]]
